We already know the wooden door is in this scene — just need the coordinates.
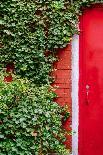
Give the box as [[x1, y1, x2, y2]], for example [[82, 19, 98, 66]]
[[79, 5, 103, 155]]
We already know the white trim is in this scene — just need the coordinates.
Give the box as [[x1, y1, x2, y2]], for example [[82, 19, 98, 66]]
[[71, 35, 79, 155]]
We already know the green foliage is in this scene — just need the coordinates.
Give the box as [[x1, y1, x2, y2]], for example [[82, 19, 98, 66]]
[[0, 73, 70, 155], [0, 0, 102, 83], [1, 0, 102, 154], [0, 0, 77, 83]]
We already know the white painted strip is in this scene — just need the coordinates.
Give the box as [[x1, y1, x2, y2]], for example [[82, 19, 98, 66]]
[[71, 35, 79, 155]]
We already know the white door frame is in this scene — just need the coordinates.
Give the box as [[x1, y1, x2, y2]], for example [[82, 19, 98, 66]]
[[72, 35, 79, 155]]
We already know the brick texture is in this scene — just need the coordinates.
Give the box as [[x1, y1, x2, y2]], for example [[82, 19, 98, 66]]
[[52, 43, 72, 149]]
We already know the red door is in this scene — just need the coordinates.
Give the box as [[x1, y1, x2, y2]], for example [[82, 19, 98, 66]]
[[79, 5, 103, 155]]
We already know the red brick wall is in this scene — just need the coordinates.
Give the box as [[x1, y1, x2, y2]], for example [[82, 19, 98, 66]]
[[52, 43, 72, 148]]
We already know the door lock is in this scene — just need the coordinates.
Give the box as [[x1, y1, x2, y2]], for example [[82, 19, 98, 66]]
[[86, 85, 90, 105]]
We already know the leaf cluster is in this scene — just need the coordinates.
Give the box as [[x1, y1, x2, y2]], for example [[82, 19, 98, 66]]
[[0, 0, 78, 83], [0, 73, 70, 155], [0, 0, 102, 83]]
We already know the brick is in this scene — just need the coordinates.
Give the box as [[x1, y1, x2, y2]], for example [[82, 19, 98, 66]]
[[63, 120, 72, 131], [64, 134, 72, 149], [59, 51, 71, 59], [54, 88, 65, 98], [57, 44, 71, 55], [52, 69, 71, 84], [58, 48, 71, 57], [64, 97, 72, 105], [54, 78, 71, 84], [54, 88, 71, 105], [53, 61, 71, 70], [65, 43, 72, 51], [54, 87, 71, 94], [57, 56, 71, 65], [64, 89, 71, 96], [54, 98, 72, 110], [52, 83, 71, 89], [54, 87, 71, 96], [52, 43, 72, 150], [54, 70, 71, 79], [54, 97, 66, 106], [56, 63, 71, 70]]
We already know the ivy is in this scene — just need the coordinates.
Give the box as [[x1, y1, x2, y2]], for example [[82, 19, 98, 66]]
[[1, 0, 103, 83], [0, 0, 76, 83], [1, 0, 103, 154], [0, 73, 70, 155]]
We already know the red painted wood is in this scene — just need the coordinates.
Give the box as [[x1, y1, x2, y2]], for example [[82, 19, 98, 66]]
[[79, 5, 103, 155]]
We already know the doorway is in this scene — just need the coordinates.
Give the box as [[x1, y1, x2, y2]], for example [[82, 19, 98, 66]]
[[79, 4, 103, 155]]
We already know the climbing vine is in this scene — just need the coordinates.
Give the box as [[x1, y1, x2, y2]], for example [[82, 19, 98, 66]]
[[0, 0, 103, 154], [1, 0, 102, 83], [0, 72, 70, 155]]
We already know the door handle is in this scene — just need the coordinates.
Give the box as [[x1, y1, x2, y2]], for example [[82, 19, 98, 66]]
[[86, 91, 89, 105], [86, 85, 90, 105]]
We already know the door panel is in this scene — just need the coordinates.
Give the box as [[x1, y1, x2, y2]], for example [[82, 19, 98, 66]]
[[79, 5, 103, 155]]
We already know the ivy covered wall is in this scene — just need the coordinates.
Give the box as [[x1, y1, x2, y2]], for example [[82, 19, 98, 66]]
[[0, 0, 103, 154]]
